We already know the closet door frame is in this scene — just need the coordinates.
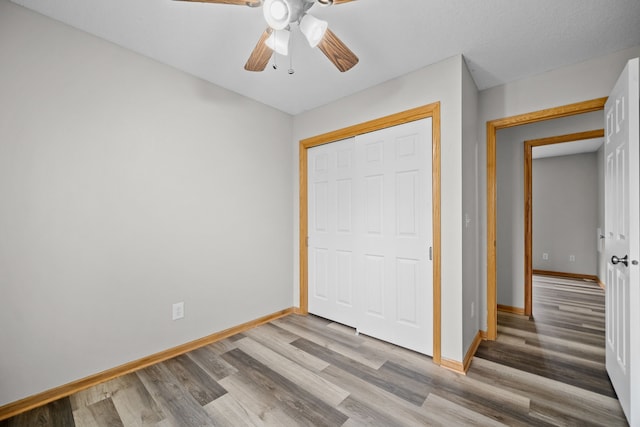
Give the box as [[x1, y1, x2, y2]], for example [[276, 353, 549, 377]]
[[298, 102, 442, 365]]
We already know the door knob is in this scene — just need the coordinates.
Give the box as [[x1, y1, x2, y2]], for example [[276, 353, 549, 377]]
[[611, 255, 629, 267]]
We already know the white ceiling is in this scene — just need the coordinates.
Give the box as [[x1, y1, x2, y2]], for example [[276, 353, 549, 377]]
[[11, 0, 640, 115], [533, 138, 603, 160]]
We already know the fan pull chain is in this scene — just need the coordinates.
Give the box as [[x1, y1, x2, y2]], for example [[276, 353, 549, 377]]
[[272, 30, 278, 70], [288, 38, 294, 75]]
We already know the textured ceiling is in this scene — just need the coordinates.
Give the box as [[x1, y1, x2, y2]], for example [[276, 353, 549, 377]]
[[10, 0, 640, 115], [533, 138, 604, 160]]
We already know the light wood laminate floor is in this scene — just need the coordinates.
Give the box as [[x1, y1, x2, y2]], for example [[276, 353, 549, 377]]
[[1, 275, 627, 426]]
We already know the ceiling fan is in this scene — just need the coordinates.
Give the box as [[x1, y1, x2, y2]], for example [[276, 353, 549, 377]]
[[175, 0, 359, 72]]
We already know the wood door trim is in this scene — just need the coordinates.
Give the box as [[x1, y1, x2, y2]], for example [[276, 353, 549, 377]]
[[441, 327, 481, 374], [0, 308, 295, 422], [300, 105, 438, 147], [463, 330, 483, 372], [486, 97, 607, 340], [524, 129, 604, 315], [440, 358, 466, 374], [299, 103, 442, 364]]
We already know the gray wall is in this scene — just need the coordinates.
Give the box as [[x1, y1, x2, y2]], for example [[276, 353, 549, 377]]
[[461, 59, 481, 352], [532, 153, 599, 275], [0, 1, 293, 406], [495, 112, 602, 308]]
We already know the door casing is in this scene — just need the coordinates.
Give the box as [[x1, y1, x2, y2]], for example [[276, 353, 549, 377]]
[[486, 97, 607, 339], [298, 103, 442, 364], [523, 129, 605, 316]]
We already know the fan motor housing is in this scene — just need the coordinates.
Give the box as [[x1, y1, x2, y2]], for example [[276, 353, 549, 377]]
[[263, 0, 312, 29]]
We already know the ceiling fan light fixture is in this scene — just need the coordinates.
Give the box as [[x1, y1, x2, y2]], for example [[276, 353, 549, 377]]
[[265, 29, 291, 56], [263, 0, 291, 30], [300, 13, 328, 48]]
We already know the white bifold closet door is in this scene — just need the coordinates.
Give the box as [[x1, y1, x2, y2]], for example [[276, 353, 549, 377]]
[[308, 118, 433, 355]]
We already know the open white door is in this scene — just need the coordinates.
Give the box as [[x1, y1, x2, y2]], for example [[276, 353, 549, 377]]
[[605, 57, 639, 426]]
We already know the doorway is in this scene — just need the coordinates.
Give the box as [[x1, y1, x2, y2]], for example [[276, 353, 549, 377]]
[[486, 97, 607, 340], [523, 129, 604, 315]]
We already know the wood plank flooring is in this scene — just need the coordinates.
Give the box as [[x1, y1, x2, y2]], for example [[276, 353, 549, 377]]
[[476, 275, 617, 399], [1, 275, 627, 426]]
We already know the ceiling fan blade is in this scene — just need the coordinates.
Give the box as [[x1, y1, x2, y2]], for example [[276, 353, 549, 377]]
[[317, 0, 356, 4], [317, 28, 358, 72], [244, 28, 274, 72], [173, 0, 260, 5]]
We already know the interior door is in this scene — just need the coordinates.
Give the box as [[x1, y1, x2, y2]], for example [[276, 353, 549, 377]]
[[308, 137, 359, 328], [354, 119, 433, 355], [308, 119, 433, 355], [604, 57, 639, 425]]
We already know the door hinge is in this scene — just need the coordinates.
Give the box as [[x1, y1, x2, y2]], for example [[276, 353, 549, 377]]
[[429, 246, 433, 261], [306, 237, 309, 247]]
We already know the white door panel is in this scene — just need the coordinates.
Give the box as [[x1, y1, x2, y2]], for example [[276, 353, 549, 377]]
[[308, 119, 433, 355], [605, 57, 639, 426], [308, 138, 359, 327]]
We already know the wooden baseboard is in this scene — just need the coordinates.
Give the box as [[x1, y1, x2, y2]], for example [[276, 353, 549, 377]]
[[0, 307, 295, 422], [440, 330, 483, 376], [440, 358, 465, 374], [596, 278, 605, 289], [463, 331, 483, 372], [480, 330, 488, 340], [497, 304, 525, 315], [533, 270, 599, 282]]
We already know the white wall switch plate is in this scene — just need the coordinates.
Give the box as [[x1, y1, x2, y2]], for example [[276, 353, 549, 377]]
[[172, 302, 184, 320]]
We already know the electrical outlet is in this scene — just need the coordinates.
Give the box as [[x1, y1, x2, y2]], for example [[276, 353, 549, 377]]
[[172, 302, 184, 320], [543, 253, 549, 260], [570, 255, 575, 262]]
